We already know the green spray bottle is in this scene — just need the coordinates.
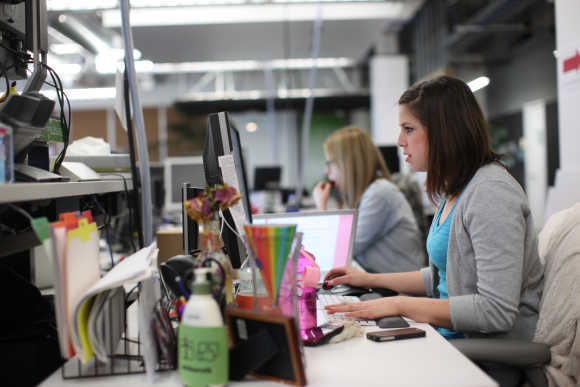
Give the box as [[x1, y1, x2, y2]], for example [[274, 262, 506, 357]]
[[178, 267, 228, 387]]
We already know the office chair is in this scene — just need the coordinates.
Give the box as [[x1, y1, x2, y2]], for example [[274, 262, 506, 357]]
[[451, 203, 580, 387]]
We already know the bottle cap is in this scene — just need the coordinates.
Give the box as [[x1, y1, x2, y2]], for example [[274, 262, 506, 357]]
[[192, 267, 212, 294]]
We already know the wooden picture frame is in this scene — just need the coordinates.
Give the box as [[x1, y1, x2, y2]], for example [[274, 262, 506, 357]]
[[226, 307, 306, 386]]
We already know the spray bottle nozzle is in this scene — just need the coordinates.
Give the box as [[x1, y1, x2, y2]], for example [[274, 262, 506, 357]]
[[192, 267, 213, 295]]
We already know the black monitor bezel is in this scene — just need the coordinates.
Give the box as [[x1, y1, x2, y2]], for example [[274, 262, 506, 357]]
[[203, 111, 252, 269]]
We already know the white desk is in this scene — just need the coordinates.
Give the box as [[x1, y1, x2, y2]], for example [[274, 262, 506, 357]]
[[40, 322, 497, 387]]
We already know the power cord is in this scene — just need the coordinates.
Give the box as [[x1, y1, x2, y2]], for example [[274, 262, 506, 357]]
[[90, 196, 114, 268], [99, 173, 137, 253], [31, 62, 71, 174]]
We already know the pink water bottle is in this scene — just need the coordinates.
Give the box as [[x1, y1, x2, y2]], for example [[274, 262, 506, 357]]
[[296, 248, 320, 332]]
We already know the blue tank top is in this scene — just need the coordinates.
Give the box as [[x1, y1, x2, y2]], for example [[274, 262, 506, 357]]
[[426, 200, 464, 340]]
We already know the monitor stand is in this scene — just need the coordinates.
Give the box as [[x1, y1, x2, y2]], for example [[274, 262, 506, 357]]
[[14, 164, 69, 182]]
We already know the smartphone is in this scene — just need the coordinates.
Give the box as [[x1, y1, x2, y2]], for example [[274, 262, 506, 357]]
[[302, 324, 344, 346], [366, 327, 425, 342]]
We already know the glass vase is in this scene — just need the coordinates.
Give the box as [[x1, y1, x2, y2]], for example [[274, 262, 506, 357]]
[[195, 214, 234, 307]]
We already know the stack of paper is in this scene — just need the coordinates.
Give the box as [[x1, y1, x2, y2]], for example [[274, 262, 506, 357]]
[[32, 210, 158, 363]]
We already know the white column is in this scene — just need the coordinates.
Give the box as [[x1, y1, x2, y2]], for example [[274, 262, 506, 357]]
[[370, 55, 409, 172], [544, 0, 580, 223], [523, 100, 547, 227]]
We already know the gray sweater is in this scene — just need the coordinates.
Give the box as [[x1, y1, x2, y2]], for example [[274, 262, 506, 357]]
[[420, 163, 544, 340], [354, 179, 423, 273]]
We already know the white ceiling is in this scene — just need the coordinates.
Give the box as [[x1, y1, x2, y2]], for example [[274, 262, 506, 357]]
[[128, 20, 392, 63], [44, 1, 424, 106]]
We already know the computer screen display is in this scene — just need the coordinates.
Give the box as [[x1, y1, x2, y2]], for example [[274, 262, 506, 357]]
[[252, 210, 357, 276], [163, 156, 206, 212], [253, 166, 282, 190]]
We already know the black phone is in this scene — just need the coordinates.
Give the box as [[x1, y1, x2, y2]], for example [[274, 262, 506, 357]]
[[302, 324, 344, 346], [366, 327, 425, 342]]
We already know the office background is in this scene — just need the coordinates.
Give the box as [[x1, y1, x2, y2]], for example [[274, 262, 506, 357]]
[[36, 0, 570, 225]]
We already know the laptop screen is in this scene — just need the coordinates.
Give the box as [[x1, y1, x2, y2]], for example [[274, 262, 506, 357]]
[[252, 210, 357, 275]]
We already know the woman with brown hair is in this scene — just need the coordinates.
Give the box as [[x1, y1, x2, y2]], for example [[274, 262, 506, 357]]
[[324, 76, 543, 366], [313, 126, 423, 274]]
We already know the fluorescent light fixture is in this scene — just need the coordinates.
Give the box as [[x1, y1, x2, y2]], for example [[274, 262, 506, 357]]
[[49, 0, 383, 11], [48, 0, 117, 11], [467, 76, 490, 92], [152, 57, 354, 74], [102, 3, 404, 27], [42, 87, 116, 101], [50, 43, 83, 55], [179, 87, 366, 101], [50, 63, 82, 76], [96, 59, 154, 74]]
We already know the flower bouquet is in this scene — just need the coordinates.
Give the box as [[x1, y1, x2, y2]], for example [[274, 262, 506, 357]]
[[183, 183, 242, 306]]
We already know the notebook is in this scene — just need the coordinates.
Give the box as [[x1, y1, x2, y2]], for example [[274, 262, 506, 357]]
[[252, 210, 357, 280]]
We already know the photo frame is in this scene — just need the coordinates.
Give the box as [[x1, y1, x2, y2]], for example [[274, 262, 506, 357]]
[[226, 307, 306, 386]]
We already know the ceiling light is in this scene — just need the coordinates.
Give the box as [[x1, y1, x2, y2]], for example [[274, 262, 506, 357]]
[[467, 76, 490, 92], [49, 0, 384, 11], [151, 57, 354, 74], [96, 58, 154, 74], [42, 87, 116, 101], [102, 3, 405, 27], [246, 122, 258, 132], [48, 1, 117, 11], [50, 63, 82, 76], [50, 43, 83, 55]]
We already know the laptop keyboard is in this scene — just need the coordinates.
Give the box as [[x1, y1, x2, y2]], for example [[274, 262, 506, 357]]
[[317, 294, 376, 326]]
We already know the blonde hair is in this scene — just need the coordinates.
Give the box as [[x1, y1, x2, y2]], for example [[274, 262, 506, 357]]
[[324, 126, 391, 208]]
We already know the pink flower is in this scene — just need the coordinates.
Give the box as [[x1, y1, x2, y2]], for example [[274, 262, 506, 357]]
[[184, 197, 213, 223], [214, 185, 241, 209], [184, 183, 242, 223]]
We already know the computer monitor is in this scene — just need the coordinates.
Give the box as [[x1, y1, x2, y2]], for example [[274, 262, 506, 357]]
[[378, 145, 400, 174], [163, 156, 206, 213], [253, 166, 282, 190], [203, 111, 252, 268], [204, 112, 252, 223], [253, 210, 357, 279]]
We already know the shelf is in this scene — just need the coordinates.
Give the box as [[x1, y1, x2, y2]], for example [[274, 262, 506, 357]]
[[0, 176, 133, 204]]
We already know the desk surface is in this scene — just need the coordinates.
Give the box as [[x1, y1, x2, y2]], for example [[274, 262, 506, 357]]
[[40, 322, 497, 387]]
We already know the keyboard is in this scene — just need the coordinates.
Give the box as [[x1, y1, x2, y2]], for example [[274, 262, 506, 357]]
[[317, 293, 376, 326]]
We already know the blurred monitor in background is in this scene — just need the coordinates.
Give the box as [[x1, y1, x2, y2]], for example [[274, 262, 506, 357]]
[[253, 166, 282, 190], [163, 156, 206, 213], [378, 145, 400, 174]]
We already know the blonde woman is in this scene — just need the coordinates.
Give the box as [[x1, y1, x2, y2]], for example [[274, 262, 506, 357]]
[[313, 126, 423, 274]]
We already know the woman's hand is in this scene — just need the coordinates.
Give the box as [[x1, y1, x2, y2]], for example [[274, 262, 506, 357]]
[[323, 266, 371, 288], [313, 180, 332, 210], [326, 296, 404, 319]]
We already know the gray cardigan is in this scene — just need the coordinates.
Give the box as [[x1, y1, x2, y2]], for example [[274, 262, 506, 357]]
[[354, 179, 423, 274], [420, 163, 544, 340]]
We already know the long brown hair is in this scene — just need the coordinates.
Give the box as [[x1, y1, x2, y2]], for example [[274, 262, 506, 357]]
[[398, 76, 501, 203], [324, 126, 391, 208]]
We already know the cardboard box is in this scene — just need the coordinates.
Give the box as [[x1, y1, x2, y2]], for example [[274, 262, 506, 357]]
[[156, 227, 183, 266]]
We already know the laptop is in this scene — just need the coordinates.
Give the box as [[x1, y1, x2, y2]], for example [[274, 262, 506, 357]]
[[252, 209, 357, 281]]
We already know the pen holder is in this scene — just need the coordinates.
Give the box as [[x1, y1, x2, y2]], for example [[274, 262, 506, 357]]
[[242, 224, 298, 313]]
